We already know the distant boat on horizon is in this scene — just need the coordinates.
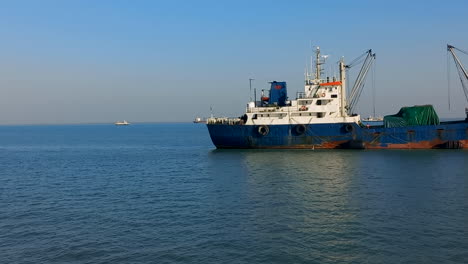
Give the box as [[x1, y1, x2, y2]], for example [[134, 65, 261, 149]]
[[114, 120, 130, 126]]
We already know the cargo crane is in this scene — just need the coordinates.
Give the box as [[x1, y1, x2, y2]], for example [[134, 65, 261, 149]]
[[345, 49, 376, 114], [447, 44, 468, 119], [448, 44, 468, 102]]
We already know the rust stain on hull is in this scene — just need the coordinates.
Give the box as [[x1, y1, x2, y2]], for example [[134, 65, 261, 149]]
[[364, 140, 468, 149], [216, 140, 468, 149]]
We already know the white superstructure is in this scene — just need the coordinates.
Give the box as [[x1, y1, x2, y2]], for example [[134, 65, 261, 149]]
[[208, 47, 375, 126]]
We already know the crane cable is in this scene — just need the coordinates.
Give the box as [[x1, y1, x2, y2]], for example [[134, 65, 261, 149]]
[[455, 62, 468, 102], [447, 49, 451, 111], [346, 49, 372, 68], [448, 45, 468, 103], [372, 56, 376, 118], [452, 46, 468, 56], [348, 53, 375, 113]]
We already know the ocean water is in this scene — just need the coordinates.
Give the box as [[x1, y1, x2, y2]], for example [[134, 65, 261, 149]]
[[0, 123, 467, 264]]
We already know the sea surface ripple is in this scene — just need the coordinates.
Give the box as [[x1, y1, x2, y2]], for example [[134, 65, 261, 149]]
[[0, 123, 467, 263]]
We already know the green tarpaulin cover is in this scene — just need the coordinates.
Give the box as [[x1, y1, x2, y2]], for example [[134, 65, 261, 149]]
[[383, 105, 440, 128]]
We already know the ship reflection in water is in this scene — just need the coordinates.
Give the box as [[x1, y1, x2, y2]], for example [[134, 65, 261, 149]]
[[206, 149, 468, 263]]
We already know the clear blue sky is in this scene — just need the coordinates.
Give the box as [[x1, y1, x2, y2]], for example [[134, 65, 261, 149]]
[[1, 0, 467, 124]]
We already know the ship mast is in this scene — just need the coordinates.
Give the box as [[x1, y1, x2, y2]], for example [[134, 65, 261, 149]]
[[315, 47, 322, 81], [339, 57, 347, 117]]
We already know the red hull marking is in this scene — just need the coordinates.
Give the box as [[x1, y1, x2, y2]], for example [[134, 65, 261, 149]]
[[217, 144, 342, 149], [218, 141, 347, 149], [364, 140, 468, 149], [216, 140, 468, 149]]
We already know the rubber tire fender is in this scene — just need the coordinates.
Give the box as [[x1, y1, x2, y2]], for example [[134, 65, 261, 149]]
[[257, 125, 269, 136], [294, 124, 307, 135], [344, 124, 354, 133]]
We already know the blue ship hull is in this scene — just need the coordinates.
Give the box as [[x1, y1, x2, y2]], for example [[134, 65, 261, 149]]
[[207, 121, 468, 149]]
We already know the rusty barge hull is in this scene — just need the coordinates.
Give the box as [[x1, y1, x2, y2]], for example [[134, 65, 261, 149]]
[[207, 121, 468, 149]]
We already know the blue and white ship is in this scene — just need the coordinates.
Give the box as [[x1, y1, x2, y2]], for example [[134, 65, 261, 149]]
[[206, 46, 468, 149]]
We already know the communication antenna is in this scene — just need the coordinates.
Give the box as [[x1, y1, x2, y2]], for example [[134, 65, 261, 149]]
[[249, 78, 255, 101]]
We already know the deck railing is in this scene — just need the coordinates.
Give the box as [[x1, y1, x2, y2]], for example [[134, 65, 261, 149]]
[[297, 92, 306, 99], [207, 117, 243, 125], [247, 107, 280, 113]]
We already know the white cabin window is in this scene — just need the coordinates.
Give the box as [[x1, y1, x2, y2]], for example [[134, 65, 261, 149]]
[[318, 100, 329, 106]]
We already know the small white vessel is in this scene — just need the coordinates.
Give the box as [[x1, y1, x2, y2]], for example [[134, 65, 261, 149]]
[[114, 120, 130, 126]]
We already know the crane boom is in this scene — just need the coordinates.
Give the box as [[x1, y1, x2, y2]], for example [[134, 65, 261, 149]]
[[447, 44, 468, 102], [346, 49, 376, 114]]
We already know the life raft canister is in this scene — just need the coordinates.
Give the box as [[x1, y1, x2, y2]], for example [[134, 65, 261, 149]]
[[257, 125, 269, 136]]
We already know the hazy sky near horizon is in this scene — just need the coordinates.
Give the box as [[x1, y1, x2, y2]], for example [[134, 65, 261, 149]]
[[1, 0, 468, 124]]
